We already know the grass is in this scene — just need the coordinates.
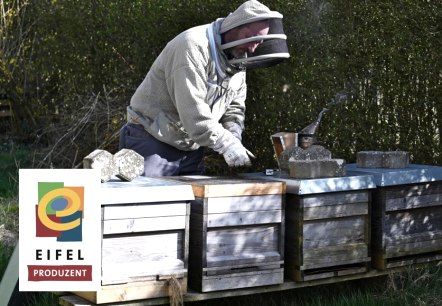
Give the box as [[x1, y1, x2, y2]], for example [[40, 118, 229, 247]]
[[0, 141, 34, 198]]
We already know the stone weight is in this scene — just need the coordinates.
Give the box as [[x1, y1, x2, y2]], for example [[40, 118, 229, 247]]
[[83, 149, 144, 182]]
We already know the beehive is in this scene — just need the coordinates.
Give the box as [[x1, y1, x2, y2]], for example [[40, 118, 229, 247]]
[[242, 173, 375, 282], [346, 164, 442, 269], [166, 176, 285, 292], [73, 176, 194, 304]]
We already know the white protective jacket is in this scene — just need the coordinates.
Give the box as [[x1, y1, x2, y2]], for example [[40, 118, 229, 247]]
[[127, 1, 279, 151]]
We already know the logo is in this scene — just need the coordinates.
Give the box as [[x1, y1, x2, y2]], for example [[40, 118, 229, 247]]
[[36, 182, 84, 242], [19, 169, 101, 291]]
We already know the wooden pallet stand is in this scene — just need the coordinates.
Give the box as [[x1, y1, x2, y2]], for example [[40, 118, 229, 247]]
[[165, 176, 286, 292], [72, 176, 194, 304], [59, 261, 441, 306], [347, 164, 442, 270]]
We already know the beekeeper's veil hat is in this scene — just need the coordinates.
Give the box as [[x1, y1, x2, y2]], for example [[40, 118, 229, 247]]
[[220, 0, 289, 70]]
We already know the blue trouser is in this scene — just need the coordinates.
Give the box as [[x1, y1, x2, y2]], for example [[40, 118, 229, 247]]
[[119, 123, 205, 176]]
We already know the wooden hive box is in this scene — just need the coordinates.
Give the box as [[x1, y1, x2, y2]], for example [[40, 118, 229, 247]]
[[166, 176, 286, 292], [73, 176, 194, 304], [242, 173, 375, 282], [347, 164, 442, 269]]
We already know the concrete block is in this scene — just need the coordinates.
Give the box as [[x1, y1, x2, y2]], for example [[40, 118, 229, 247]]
[[279, 145, 332, 173], [114, 148, 144, 181], [382, 151, 409, 168], [357, 151, 409, 169], [356, 151, 384, 168], [83, 149, 116, 182], [289, 158, 346, 179]]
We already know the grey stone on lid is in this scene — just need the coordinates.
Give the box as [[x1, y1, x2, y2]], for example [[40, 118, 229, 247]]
[[357, 151, 384, 168], [114, 148, 144, 181], [289, 158, 346, 179], [279, 145, 332, 173], [83, 149, 116, 182], [382, 151, 409, 168], [357, 150, 409, 169]]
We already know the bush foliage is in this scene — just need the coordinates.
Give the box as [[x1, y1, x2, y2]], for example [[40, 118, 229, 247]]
[[1, 0, 440, 172]]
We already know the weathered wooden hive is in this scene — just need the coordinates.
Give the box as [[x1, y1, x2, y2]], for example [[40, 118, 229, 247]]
[[166, 176, 286, 292], [73, 176, 194, 304], [242, 172, 375, 282], [346, 164, 442, 269]]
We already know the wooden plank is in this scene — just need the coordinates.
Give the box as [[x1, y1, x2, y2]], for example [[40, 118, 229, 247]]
[[206, 226, 280, 266], [61, 293, 172, 306], [285, 194, 305, 267], [302, 217, 367, 248], [103, 215, 186, 234], [384, 208, 442, 238], [207, 210, 282, 227], [303, 202, 368, 220], [386, 193, 442, 211], [102, 266, 186, 286], [184, 202, 190, 270], [381, 182, 442, 200], [384, 230, 442, 247], [74, 277, 187, 304], [102, 269, 187, 286], [301, 191, 369, 207], [385, 238, 442, 257], [302, 243, 369, 269], [206, 194, 282, 214], [292, 264, 369, 282], [102, 232, 185, 283], [371, 189, 387, 252], [188, 197, 207, 292], [298, 270, 334, 281], [206, 252, 282, 268], [60, 294, 93, 306], [386, 253, 442, 268], [286, 247, 369, 271], [201, 268, 283, 292], [165, 176, 285, 198], [103, 203, 187, 220], [100, 176, 194, 204], [374, 252, 442, 270], [205, 262, 283, 276], [196, 182, 284, 198], [337, 266, 368, 277]]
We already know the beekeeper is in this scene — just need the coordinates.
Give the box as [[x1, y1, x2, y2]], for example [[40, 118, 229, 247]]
[[120, 0, 289, 176]]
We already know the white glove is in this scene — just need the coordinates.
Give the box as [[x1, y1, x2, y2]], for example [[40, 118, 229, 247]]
[[210, 131, 255, 167]]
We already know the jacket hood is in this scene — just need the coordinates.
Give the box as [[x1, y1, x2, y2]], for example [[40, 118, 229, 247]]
[[220, 0, 282, 34]]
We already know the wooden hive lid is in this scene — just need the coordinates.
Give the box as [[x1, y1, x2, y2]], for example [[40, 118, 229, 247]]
[[161, 176, 286, 198]]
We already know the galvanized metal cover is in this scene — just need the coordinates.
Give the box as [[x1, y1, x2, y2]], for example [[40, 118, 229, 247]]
[[240, 172, 376, 195], [346, 164, 442, 186]]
